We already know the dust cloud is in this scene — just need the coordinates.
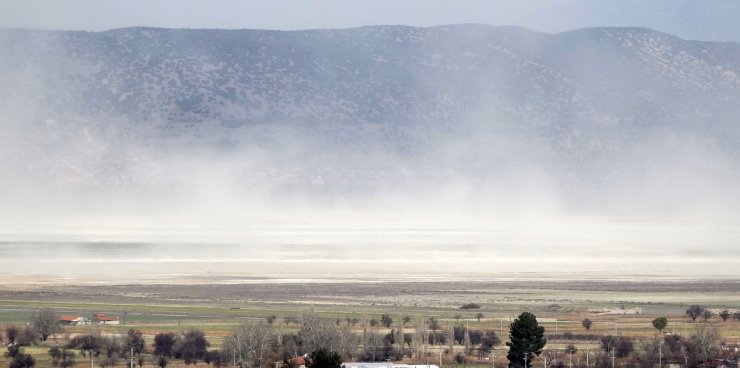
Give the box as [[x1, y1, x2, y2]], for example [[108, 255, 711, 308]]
[[0, 26, 739, 282]]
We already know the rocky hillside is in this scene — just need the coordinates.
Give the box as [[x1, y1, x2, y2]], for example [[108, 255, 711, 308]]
[[2, 25, 739, 127], [1, 25, 739, 202]]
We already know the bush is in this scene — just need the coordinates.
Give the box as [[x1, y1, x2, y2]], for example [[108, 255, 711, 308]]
[[454, 353, 466, 364], [10, 353, 36, 368], [460, 303, 481, 310], [5, 345, 23, 358], [599, 335, 633, 358]]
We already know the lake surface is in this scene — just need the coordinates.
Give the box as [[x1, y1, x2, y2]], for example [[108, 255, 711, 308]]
[[1, 216, 738, 282]]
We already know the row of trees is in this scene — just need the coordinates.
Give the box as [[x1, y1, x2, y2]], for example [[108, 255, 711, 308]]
[[3, 307, 737, 368], [0, 309, 66, 349], [545, 325, 724, 368], [3, 344, 37, 368], [64, 328, 151, 368], [2, 310, 69, 368], [685, 305, 740, 322], [3, 309, 501, 368], [221, 309, 505, 368], [505, 312, 732, 368]]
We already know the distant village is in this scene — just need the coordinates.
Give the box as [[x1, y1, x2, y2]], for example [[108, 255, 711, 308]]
[[57, 313, 120, 326]]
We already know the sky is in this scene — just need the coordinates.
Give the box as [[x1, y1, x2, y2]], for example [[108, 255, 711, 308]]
[[1, 0, 739, 42]]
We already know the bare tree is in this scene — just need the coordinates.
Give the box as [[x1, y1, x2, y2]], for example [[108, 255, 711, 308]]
[[448, 324, 455, 353], [298, 309, 358, 360], [223, 321, 275, 368], [31, 308, 62, 341], [412, 318, 428, 359], [380, 314, 393, 328], [427, 317, 440, 345], [6, 325, 19, 344], [66, 333, 106, 368], [394, 322, 404, 355], [463, 328, 471, 355], [686, 325, 719, 364], [634, 337, 661, 368], [402, 316, 411, 327], [685, 305, 703, 322], [48, 345, 76, 368], [700, 309, 713, 322], [582, 318, 592, 332], [364, 333, 384, 361], [124, 329, 146, 356], [718, 310, 730, 322], [283, 316, 299, 326]]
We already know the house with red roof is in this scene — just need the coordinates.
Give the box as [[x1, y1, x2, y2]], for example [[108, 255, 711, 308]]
[[94, 313, 120, 325], [57, 315, 91, 325]]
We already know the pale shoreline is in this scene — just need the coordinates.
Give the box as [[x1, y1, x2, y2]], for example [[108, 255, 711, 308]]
[[2, 269, 739, 288]]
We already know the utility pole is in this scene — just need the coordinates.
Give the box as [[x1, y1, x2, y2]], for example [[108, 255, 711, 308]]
[[569, 349, 573, 368], [610, 349, 615, 368], [525, 353, 528, 368], [130, 347, 134, 368], [659, 343, 663, 368]]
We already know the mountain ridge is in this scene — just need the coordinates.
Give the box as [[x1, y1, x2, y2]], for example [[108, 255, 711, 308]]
[[0, 24, 738, 206], [2, 24, 739, 130]]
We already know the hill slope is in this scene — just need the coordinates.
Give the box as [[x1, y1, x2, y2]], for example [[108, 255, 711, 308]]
[[0, 25, 739, 211]]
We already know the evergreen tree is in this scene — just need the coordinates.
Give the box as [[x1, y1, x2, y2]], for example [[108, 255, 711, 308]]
[[506, 312, 546, 368], [652, 317, 668, 333], [307, 348, 342, 368]]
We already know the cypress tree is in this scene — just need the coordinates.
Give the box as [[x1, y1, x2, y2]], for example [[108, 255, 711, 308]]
[[506, 312, 546, 368]]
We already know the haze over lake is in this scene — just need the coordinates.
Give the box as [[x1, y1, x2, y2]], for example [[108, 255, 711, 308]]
[[1, 23, 739, 282], [2, 212, 738, 280]]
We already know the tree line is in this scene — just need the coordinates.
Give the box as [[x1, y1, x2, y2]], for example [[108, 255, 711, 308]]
[[2, 307, 738, 368]]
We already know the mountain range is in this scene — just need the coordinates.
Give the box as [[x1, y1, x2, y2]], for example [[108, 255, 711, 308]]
[[1, 25, 739, 209]]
